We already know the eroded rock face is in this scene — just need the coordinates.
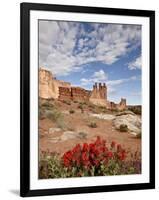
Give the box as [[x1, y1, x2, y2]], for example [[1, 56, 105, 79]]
[[89, 83, 107, 106], [113, 114, 141, 135], [58, 86, 90, 102], [39, 68, 71, 99], [39, 67, 127, 110]]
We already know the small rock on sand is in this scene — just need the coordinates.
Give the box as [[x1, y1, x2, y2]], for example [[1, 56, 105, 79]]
[[60, 131, 77, 141], [49, 127, 62, 134]]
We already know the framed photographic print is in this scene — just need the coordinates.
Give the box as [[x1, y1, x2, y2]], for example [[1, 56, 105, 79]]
[[20, 2, 155, 197]]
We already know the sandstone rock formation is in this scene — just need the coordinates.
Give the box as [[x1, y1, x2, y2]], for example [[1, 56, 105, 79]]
[[39, 67, 71, 99], [58, 86, 90, 102], [89, 83, 107, 106], [39, 67, 127, 110]]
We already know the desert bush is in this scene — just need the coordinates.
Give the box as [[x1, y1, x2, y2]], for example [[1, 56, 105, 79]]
[[98, 105, 107, 113], [119, 124, 128, 132], [88, 122, 97, 128], [111, 108, 119, 113], [41, 101, 54, 110], [46, 109, 63, 122], [63, 100, 71, 105], [128, 106, 141, 115], [88, 104, 95, 109], [56, 119, 67, 130], [78, 104, 84, 113], [69, 109, 75, 114], [67, 126, 75, 131], [39, 153, 68, 179], [82, 101, 87, 105], [39, 108, 45, 120], [39, 101, 55, 120], [78, 132, 87, 139], [78, 104, 83, 109], [78, 101, 86, 105]]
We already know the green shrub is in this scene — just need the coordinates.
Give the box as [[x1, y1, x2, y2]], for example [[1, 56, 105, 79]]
[[78, 104, 84, 113], [57, 119, 67, 130], [128, 106, 141, 115], [67, 127, 75, 131], [78, 132, 87, 139], [98, 106, 107, 113], [88, 122, 97, 128], [63, 100, 71, 105], [69, 109, 75, 114], [39, 108, 45, 120], [39, 154, 68, 179], [46, 109, 63, 122], [88, 104, 95, 109], [119, 124, 128, 132], [78, 104, 83, 109], [41, 102, 54, 110]]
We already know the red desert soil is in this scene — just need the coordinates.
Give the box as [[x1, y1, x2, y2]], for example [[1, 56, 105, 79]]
[[39, 100, 141, 158]]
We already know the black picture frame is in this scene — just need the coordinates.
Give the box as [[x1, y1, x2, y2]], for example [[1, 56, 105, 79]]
[[20, 2, 155, 197]]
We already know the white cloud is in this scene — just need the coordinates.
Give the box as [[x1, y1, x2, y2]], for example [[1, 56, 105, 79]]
[[80, 70, 139, 86], [106, 75, 140, 87], [92, 70, 107, 81], [81, 70, 108, 86], [128, 56, 141, 70], [39, 21, 141, 76]]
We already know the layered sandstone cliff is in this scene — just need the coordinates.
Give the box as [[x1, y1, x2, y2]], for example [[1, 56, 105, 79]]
[[39, 67, 127, 110], [39, 68, 71, 99]]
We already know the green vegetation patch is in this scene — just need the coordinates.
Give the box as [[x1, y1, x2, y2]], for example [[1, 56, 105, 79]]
[[119, 124, 128, 132]]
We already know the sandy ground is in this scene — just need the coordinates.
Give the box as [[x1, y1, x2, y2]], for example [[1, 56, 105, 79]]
[[39, 103, 141, 157]]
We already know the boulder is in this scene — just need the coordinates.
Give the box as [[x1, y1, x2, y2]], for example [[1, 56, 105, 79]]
[[113, 114, 141, 135], [60, 131, 88, 141], [60, 131, 77, 141], [90, 113, 116, 120], [115, 110, 135, 116]]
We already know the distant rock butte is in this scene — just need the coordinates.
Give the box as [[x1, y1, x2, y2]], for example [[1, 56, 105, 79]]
[[39, 67, 127, 110]]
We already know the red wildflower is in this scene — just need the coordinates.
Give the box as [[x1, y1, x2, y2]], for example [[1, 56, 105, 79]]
[[118, 151, 126, 161], [117, 144, 122, 152], [63, 158, 70, 167], [61, 136, 127, 171], [83, 143, 89, 152], [73, 144, 81, 153], [107, 151, 113, 158], [111, 141, 116, 148], [82, 152, 88, 161], [99, 146, 106, 153], [81, 151, 90, 167], [95, 136, 101, 145], [89, 153, 94, 160]]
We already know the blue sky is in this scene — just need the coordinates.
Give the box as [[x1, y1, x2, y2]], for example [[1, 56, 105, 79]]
[[39, 21, 141, 105]]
